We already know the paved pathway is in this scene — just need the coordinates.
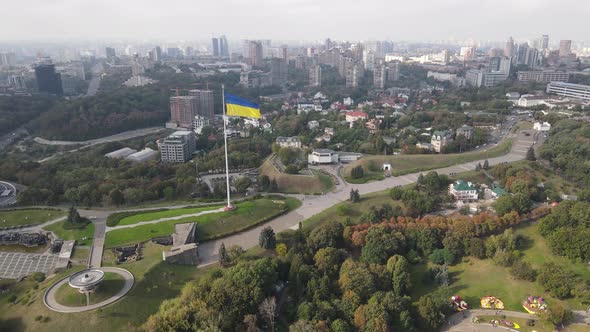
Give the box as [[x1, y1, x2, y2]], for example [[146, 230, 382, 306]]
[[443, 308, 590, 331], [104, 207, 226, 233], [43, 266, 134, 313], [197, 132, 536, 266]]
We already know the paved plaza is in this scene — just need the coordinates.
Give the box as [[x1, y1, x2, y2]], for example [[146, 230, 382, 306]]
[[0, 252, 57, 279]]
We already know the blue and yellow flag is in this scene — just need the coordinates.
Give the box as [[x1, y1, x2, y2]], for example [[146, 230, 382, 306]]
[[225, 93, 261, 119]]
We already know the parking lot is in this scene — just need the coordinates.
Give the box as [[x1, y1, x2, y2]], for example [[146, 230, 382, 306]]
[[0, 252, 57, 279]]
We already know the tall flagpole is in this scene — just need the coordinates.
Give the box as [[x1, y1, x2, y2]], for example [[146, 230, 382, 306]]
[[222, 84, 233, 210]]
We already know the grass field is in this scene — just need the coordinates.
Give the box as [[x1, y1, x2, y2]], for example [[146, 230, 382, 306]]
[[54, 272, 125, 307], [343, 138, 513, 183], [259, 158, 334, 194], [0, 243, 216, 332], [44, 221, 95, 246], [410, 222, 590, 313], [105, 197, 299, 248], [303, 189, 393, 230], [0, 209, 66, 228], [115, 205, 224, 226]]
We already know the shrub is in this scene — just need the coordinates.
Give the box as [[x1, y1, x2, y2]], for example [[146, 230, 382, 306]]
[[30, 272, 46, 283], [350, 166, 364, 179], [510, 259, 537, 281], [429, 249, 455, 265]]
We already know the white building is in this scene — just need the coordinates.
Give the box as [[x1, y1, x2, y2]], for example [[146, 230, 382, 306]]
[[276, 136, 302, 149], [343, 97, 354, 106], [307, 149, 362, 164], [449, 180, 479, 202], [126, 148, 158, 163], [546, 82, 590, 102], [533, 122, 551, 131], [160, 131, 196, 163], [105, 147, 137, 159], [345, 110, 368, 124], [307, 120, 320, 129], [431, 130, 453, 153]]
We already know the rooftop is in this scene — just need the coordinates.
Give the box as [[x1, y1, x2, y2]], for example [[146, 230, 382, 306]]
[[452, 179, 477, 191]]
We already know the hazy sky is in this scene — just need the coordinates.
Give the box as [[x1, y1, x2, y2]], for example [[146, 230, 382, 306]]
[[2, 0, 589, 42]]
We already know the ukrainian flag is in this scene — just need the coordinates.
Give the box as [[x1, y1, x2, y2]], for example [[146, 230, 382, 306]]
[[225, 93, 261, 119]]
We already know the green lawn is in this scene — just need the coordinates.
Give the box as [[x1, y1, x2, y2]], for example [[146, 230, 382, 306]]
[[105, 198, 299, 248], [410, 222, 590, 313], [44, 221, 95, 246], [0, 209, 66, 228], [313, 170, 336, 193], [0, 243, 216, 332], [53, 272, 126, 307], [343, 138, 513, 182], [303, 189, 393, 230], [515, 223, 590, 287], [115, 205, 223, 226]]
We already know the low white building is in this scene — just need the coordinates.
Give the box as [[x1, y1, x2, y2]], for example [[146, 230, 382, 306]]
[[343, 97, 354, 106], [307, 120, 320, 129], [449, 180, 479, 202], [533, 121, 551, 131], [308, 149, 339, 164], [345, 110, 368, 124], [276, 136, 302, 149], [307, 149, 361, 164]]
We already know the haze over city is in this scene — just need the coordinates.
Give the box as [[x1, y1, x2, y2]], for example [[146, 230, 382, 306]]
[[2, 0, 590, 41], [1, 1, 590, 332]]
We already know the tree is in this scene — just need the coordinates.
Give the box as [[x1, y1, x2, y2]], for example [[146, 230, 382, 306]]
[[391, 256, 411, 296], [350, 166, 364, 179], [429, 249, 455, 265], [235, 176, 252, 195], [219, 242, 230, 267], [285, 165, 299, 174], [537, 263, 576, 299], [475, 162, 482, 171], [259, 227, 276, 249], [66, 206, 82, 224], [361, 227, 406, 264], [242, 314, 258, 332], [526, 146, 536, 161], [434, 264, 449, 286], [307, 221, 344, 251], [270, 179, 278, 191], [510, 259, 537, 281], [483, 159, 489, 170], [258, 297, 277, 332], [109, 189, 124, 207], [417, 293, 446, 329], [349, 189, 360, 203], [540, 303, 573, 328], [259, 175, 270, 191], [276, 243, 287, 256]]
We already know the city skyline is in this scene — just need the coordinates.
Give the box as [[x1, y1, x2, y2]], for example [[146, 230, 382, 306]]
[[1, 0, 589, 42]]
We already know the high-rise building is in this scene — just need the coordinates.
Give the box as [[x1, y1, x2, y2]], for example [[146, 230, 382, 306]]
[[34, 64, 63, 96], [466, 57, 510, 88], [219, 35, 229, 57], [504, 37, 514, 59], [160, 131, 196, 163], [247, 41, 263, 68], [270, 58, 288, 86], [0, 52, 16, 66], [516, 43, 529, 65], [441, 49, 451, 64], [373, 64, 386, 89], [345, 61, 362, 88], [280, 45, 288, 61], [188, 89, 215, 118], [542, 35, 549, 50], [309, 65, 321, 87], [386, 62, 400, 81], [363, 50, 376, 71], [559, 40, 572, 57], [460, 46, 476, 61], [211, 38, 220, 57], [7, 75, 26, 90], [105, 47, 116, 60], [167, 47, 181, 58], [170, 96, 199, 129], [524, 48, 541, 68]]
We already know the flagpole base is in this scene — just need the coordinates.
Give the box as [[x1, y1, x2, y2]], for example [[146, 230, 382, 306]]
[[224, 205, 236, 211]]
